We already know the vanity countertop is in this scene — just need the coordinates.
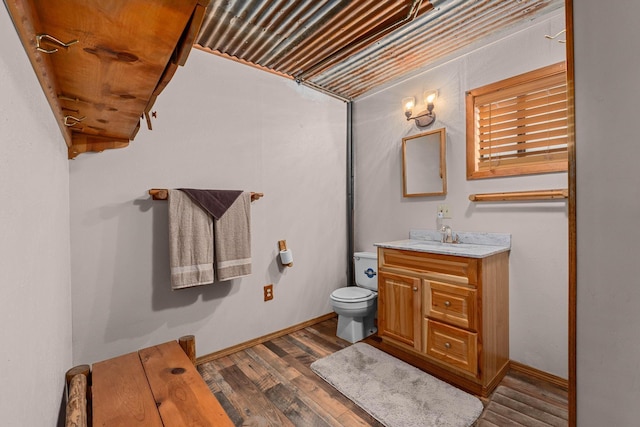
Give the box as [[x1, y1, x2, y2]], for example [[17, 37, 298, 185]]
[[374, 229, 511, 258]]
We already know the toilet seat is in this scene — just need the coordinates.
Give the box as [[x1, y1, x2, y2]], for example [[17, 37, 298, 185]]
[[330, 287, 375, 303]]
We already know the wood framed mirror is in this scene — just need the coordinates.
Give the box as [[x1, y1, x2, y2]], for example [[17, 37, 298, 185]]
[[402, 128, 447, 197]]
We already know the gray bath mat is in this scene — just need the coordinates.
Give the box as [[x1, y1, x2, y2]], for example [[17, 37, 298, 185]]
[[310, 343, 484, 427]]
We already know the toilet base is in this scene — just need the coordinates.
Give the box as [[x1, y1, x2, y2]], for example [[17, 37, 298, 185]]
[[336, 313, 377, 343]]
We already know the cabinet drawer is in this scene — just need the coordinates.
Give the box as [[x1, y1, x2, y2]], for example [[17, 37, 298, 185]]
[[426, 320, 477, 375], [426, 281, 477, 330], [379, 248, 477, 285]]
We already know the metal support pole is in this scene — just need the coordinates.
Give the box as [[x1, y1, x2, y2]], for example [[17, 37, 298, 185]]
[[346, 101, 355, 285]]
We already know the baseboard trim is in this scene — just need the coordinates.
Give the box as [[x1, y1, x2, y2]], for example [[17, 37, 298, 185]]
[[509, 360, 569, 391], [196, 312, 337, 366]]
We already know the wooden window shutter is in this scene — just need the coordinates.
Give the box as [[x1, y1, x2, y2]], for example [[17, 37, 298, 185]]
[[466, 62, 568, 179]]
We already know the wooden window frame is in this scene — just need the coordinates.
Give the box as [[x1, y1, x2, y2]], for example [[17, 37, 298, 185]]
[[466, 62, 568, 179]]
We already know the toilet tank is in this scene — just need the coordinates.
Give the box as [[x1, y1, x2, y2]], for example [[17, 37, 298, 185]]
[[354, 252, 378, 291]]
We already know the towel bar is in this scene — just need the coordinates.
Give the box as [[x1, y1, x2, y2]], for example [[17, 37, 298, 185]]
[[468, 189, 568, 202], [149, 188, 263, 202]]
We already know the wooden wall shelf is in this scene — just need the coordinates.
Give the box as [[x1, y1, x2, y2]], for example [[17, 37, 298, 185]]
[[149, 189, 264, 202], [469, 189, 569, 202], [5, 0, 210, 159]]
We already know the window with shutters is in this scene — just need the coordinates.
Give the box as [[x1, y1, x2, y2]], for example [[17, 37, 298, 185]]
[[466, 62, 568, 179]]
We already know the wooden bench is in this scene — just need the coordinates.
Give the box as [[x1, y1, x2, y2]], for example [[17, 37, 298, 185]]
[[65, 336, 233, 427]]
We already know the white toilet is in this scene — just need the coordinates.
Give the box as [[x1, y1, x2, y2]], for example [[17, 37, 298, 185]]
[[330, 252, 378, 343]]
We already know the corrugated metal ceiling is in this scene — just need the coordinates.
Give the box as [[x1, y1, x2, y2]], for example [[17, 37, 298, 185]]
[[196, 0, 564, 100]]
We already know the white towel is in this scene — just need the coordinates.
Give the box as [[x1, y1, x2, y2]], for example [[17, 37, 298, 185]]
[[168, 189, 214, 289]]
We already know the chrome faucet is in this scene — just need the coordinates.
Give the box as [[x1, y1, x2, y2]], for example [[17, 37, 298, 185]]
[[441, 225, 459, 243]]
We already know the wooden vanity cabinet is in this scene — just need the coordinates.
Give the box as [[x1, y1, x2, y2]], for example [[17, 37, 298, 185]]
[[377, 247, 509, 397], [5, 0, 210, 158]]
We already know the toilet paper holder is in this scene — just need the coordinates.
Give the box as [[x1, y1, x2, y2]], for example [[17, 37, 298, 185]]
[[278, 240, 293, 267]]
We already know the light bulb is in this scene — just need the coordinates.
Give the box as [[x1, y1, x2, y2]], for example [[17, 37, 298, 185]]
[[424, 90, 438, 105], [402, 97, 415, 113]]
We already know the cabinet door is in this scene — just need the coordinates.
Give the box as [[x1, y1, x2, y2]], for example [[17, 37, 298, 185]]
[[378, 271, 421, 350]]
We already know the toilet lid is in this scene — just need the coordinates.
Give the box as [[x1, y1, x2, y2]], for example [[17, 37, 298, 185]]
[[331, 287, 374, 302]]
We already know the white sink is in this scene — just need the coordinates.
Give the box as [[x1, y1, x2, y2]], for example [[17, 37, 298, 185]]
[[407, 240, 486, 250]]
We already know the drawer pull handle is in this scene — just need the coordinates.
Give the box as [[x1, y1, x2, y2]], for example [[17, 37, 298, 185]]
[[444, 301, 451, 307], [413, 286, 418, 292], [444, 342, 451, 349]]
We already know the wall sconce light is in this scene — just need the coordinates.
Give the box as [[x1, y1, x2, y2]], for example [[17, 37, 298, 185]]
[[403, 90, 437, 127]]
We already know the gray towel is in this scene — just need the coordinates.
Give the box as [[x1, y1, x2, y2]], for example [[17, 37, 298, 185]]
[[215, 192, 252, 281], [168, 189, 214, 289], [178, 188, 242, 219]]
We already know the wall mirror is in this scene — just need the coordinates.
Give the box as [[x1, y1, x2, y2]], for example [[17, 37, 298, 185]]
[[402, 128, 447, 197]]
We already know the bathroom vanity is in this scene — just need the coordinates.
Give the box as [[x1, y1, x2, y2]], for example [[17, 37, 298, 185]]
[[374, 230, 510, 397]]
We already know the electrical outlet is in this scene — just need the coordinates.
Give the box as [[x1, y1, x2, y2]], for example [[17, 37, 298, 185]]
[[438, 204, 452, 219], [264, 284, 273, 301]]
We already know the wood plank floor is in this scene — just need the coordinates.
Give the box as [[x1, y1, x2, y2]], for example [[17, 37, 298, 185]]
[[198, 317, 568, 426]]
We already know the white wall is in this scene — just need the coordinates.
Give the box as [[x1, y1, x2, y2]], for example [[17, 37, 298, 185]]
[[574, 2, 640, 425], [69, 49, 347, 364], [0, 7, 72, 426], [353, 13, 569, 378]]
